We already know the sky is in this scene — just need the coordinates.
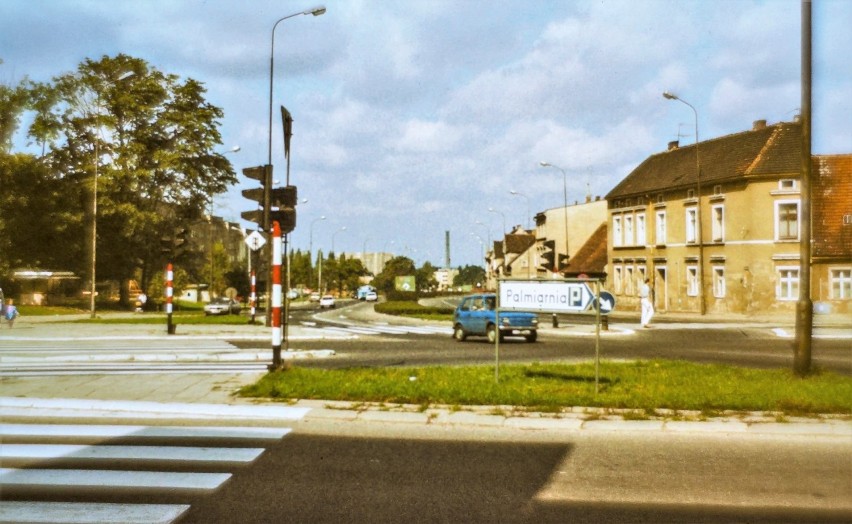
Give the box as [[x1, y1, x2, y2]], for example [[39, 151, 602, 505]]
[[2, 0, 850, 269]]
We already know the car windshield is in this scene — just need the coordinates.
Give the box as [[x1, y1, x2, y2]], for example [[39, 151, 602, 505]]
[[211, 298, 230, 304]]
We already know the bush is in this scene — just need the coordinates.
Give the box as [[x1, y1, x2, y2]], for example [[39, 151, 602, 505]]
[[376, 301, 454, 317]]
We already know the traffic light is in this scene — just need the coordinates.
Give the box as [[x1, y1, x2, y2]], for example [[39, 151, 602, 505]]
[[160, 227, 189, 258], [538, 239, 555, 272], [269, 185, 297, 233], [558, 253, 569, 272], [241, 165, 298, 234], [241, 165, 272, 230]]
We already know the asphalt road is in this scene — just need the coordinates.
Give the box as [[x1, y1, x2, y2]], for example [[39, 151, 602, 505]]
[[178, 424, 852, 523], [254, 308, 852, 374]]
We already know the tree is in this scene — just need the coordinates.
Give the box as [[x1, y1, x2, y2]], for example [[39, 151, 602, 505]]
[[415, 261, 439, 292], [453, 265, 486, 288], [372, 256, 416, 295], [0, 153, 85, 275], [24, 54, 236, 304]]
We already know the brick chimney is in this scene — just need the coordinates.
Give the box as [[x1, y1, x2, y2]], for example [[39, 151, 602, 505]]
[[753, 119, 767, 130], [667, 140, 679, 151]]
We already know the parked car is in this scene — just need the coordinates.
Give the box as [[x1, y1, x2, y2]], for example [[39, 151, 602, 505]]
[[365, 291, 378, 302], [204, 297, 241, 316], [309, 292, 321, 303], [319, 295, 336, 309], [452, 293, 538, 343]]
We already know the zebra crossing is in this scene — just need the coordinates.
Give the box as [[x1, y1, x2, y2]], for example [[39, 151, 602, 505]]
[[304, 320, 452, 338], [0, 415, 301, 523]]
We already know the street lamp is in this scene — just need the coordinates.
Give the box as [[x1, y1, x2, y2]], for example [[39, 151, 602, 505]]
[[90, 70, 134, 318], [539, 161, 570, 274], [510, 189, 530, 230], [488, 207, 507, 235], [208, 146, 241, 296], [332, 226, 347, 254], [308, 215, 326, 291], [267, 5, 326, 172], [663, 91, 705, 315]]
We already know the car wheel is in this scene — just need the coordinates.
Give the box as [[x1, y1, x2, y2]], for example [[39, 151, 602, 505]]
[[486, 324, 497, 344], [453, 324, 467, 342], [525, 331, 538, 343]]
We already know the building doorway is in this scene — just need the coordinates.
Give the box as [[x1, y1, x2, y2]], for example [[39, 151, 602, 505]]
[[655, 266, 667, 312]]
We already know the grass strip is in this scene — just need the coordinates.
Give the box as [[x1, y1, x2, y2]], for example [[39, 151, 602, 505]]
[[239, 359, 852, 416]]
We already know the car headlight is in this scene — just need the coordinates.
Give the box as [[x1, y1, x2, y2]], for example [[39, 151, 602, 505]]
[[501, 317, 511, 326], [531, 317, 538, 326]]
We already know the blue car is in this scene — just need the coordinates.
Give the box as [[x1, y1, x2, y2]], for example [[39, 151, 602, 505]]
[[452, 293, 538, 343]]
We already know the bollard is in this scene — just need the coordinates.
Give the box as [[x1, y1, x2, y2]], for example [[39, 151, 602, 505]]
[[552, 313, 559, 328], [601, 315, 609, 331]]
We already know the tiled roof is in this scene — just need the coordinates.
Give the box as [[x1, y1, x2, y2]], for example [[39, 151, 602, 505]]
[[607, 122, 801, 199], [564, 223, 608, 276], [504, 233, 536, 255], [813, 155, 852, 259]]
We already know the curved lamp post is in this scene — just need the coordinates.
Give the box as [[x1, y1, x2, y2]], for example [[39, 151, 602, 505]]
[[267, 6, 326, 172], [663, 91, 705, 315], [90, 70, 135, 318], [539, 161, 569, 274], [510, 189, 530, 230]]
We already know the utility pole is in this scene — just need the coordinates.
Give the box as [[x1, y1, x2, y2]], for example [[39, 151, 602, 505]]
[[794, 0, 813, 376]]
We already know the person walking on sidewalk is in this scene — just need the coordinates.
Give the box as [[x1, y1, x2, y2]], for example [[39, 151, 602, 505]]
[[639, 278, 654, 328], [4, 298, 19, 328]]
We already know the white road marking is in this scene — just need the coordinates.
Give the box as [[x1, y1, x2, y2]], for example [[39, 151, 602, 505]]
[[0, 423, 291, 440], [2, 444, 264, 463], [0, 502, 190, 524], [0, 468, 231, 490]]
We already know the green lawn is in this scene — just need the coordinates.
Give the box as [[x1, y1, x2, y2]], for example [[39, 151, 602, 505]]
[[240, 360, 852, 417]]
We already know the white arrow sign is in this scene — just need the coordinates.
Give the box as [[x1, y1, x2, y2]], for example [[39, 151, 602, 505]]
[[500, 281, 595, 313]]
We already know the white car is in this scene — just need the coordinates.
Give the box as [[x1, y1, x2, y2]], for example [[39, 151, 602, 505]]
[[204, 297, 241, 316], [365, 291, 378, 302], [319, 295, 336, 309]]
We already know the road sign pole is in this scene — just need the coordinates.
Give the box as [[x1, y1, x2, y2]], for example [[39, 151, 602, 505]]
[[594, 280, 601, 395], [165, 263, 175, 335], [269, 221, 282, 370]]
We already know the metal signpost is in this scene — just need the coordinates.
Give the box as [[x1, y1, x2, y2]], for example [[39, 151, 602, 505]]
[[496, 278, 615, 393]]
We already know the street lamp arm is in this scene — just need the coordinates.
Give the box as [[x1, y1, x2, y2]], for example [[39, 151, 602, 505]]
[[268, 6, 327, 167]]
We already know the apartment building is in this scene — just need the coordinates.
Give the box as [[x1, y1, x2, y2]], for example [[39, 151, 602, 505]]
[[606, 119, 851, 315]]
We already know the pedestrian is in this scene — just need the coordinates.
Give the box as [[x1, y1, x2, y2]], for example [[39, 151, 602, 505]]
[[136, 292, 147, 313], [639, 278, 654, 328], [4, 298, 19, 328]]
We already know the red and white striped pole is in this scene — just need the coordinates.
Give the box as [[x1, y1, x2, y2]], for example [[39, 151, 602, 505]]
[[270, 221, 282, 369], [249, 270, 257, 324], [165, 262, 175, 334]]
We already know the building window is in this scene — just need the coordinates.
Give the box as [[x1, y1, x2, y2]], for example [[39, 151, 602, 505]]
[[776, 201, 799, 241], [831, 268, 851, 299], [713, 266, 726, 298], [625, 266, 635, 295], [624, 214, 634, 246], [685, 207, 698, 244], [614, 265, 623, 294], [686, 265, 698, 296], [638, 265, 647, 286], [613, 215, 622, 247], [779, 179, 797, 190], [711, 205, 724, 242], [636, 213, 646, 247], [776, 267, 799, 301], [655, 210, 667, 245]]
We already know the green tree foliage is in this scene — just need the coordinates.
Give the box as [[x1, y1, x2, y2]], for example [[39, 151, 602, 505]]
[[12, 54, 235, 302], [0, 75, 32, 153], [415, 261, 439, 292], [0, 153, 85, 275], [453, 265, 486, 288], [371, 256, 417, 295]]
